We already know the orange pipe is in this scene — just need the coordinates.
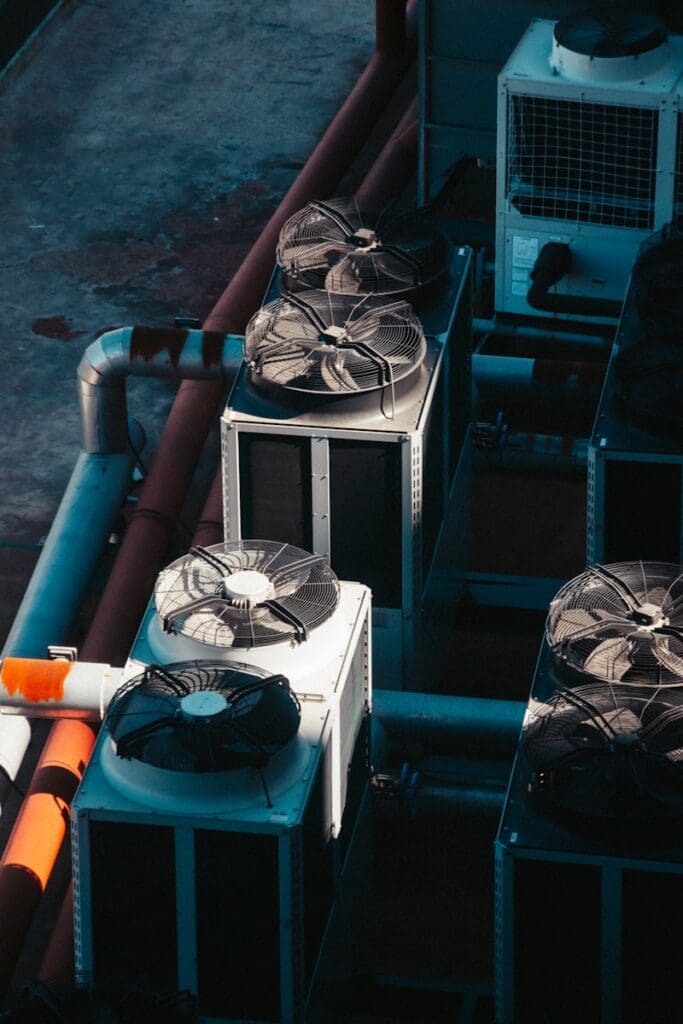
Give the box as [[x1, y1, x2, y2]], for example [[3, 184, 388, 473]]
[[0, 719, 95, 992]]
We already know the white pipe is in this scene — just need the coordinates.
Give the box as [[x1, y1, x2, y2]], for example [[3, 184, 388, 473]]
[[0, 659, 124, 721]]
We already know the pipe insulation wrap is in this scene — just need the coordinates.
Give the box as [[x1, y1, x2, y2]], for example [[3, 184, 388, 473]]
[[0, 659, 123, 720], [372, 690, 525, 757], [78, 326, 244, 454]]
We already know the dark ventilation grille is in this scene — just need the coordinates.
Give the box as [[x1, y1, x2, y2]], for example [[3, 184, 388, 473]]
[[675, 114, 683, 227], [506, 95, 658, 229]]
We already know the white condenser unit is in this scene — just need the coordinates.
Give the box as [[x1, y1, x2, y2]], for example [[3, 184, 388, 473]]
[[73, 540, 371, 1024], [221, 211, 472, 690], [496, 10, 683, 321]]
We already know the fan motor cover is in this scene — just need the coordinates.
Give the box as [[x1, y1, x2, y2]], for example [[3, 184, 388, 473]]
[[244, 289, 427, 395], [546, 561, 683, 686]]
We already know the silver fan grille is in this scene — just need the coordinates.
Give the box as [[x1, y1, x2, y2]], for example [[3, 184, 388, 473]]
[[522, 682, 683, 817], [154, 540, 340, 648], [276, 197, 449, 296], [245, 290, 426, 394], [547, 561, 683, 684]]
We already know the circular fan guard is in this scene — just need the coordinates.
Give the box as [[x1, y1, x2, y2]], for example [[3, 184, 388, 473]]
[[245, 289, 427, 394], [276, 197, 449, 297], [154, 540, 340, 649], [108, 661, 301, 771], [548, 565, 683, 684], [522, 682, 683, 818], [546, 562, 683, 685], [553, 9, 668, 58]]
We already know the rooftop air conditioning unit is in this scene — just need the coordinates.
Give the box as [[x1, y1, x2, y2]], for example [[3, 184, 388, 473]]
[[495, 561, 683, 1024], [496, 9, 683, 322], [222, 219, 472, 689], [74, 545, 371, 1024], [587, 224, 683, 565]]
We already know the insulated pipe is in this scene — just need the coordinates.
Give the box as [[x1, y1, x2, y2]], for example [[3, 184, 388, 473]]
[[473, 353, 605, 397], [78, 326, 243, 454], [376, 0, 407, 55], [7, 3, 418, 989], [374, 780, 506, 818], [473, 318, 613, 351], [372, 691, 525, 758], [355, 96, 417, 207], [0, 422, 143, 822], [82, 0, 418, 664], [0, 659, 123, 720], [0, 718, 95, 993], [527, 242, 623, 320]]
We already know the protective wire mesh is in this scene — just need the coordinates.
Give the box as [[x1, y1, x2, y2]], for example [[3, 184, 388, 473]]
[[244, 290, 426, 394], [546, 561, 683, 684], [506, 94, 658, 228]]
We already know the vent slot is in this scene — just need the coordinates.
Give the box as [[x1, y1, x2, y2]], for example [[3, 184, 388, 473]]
[[195, 829, 280, 1020], [89, 821, 178, 993], [506, 94, 658, 229], [675, 113, 683, 226]]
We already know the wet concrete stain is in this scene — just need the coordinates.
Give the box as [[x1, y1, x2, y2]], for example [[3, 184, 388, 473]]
[[31, 315, 85, 340], [30, 177, 279, 326]]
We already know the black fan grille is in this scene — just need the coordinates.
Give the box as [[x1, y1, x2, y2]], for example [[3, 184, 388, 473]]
[[547, 561, 683, 684], [107, 661, 301, 772], [276, 197, 449, 296], [154, 540, 340, 648], [522, 682, 683, 818], [244, 290, 426, 394]]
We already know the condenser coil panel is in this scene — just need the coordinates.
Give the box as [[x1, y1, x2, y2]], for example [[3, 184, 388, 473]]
[[587, 284, 683, 566], [495, 641, 683, 1024]]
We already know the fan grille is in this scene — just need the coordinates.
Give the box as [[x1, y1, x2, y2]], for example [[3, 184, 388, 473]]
[[154, 540, 340, 648], [547, 562, 683, 685], [108, 661, 301, 771], [276, 197, 449, 296], [522, 681, 683, 818], [245, 290, 426, 394]]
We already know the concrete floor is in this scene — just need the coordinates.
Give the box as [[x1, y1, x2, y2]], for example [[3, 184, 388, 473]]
[[0, 0, 375, 648]]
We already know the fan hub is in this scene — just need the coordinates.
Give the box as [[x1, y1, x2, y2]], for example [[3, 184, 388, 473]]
[[320, 325, 349, 347], [631, 602, 668, 629], [179, 690, 229, 721], [221, 570, 273, 609], [350, 227, 378, 249]]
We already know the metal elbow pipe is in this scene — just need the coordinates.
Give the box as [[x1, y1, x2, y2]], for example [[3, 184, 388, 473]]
[[78, 326, 244, 454]]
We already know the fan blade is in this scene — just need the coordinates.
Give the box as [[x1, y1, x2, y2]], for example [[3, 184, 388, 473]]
[[320, 353, 359, 391], [652, 633, 683, 678], [116, 715, 176, 757], [583, 636, 633, 681]]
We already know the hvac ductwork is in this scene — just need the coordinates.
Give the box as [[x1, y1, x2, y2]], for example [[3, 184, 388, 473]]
[[77, 326, 243, 454]]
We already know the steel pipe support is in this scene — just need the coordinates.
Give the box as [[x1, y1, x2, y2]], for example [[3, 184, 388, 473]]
[[372, 690, 525, 758]]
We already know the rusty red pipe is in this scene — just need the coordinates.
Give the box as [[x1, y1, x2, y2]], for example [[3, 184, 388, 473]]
[[0, 2, 417, 993], [376, 0, 408, 55]]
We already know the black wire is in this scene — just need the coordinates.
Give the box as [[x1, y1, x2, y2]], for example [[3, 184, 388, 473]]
[[0, 762, 26, 801], [126, 425, 148, 478]]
